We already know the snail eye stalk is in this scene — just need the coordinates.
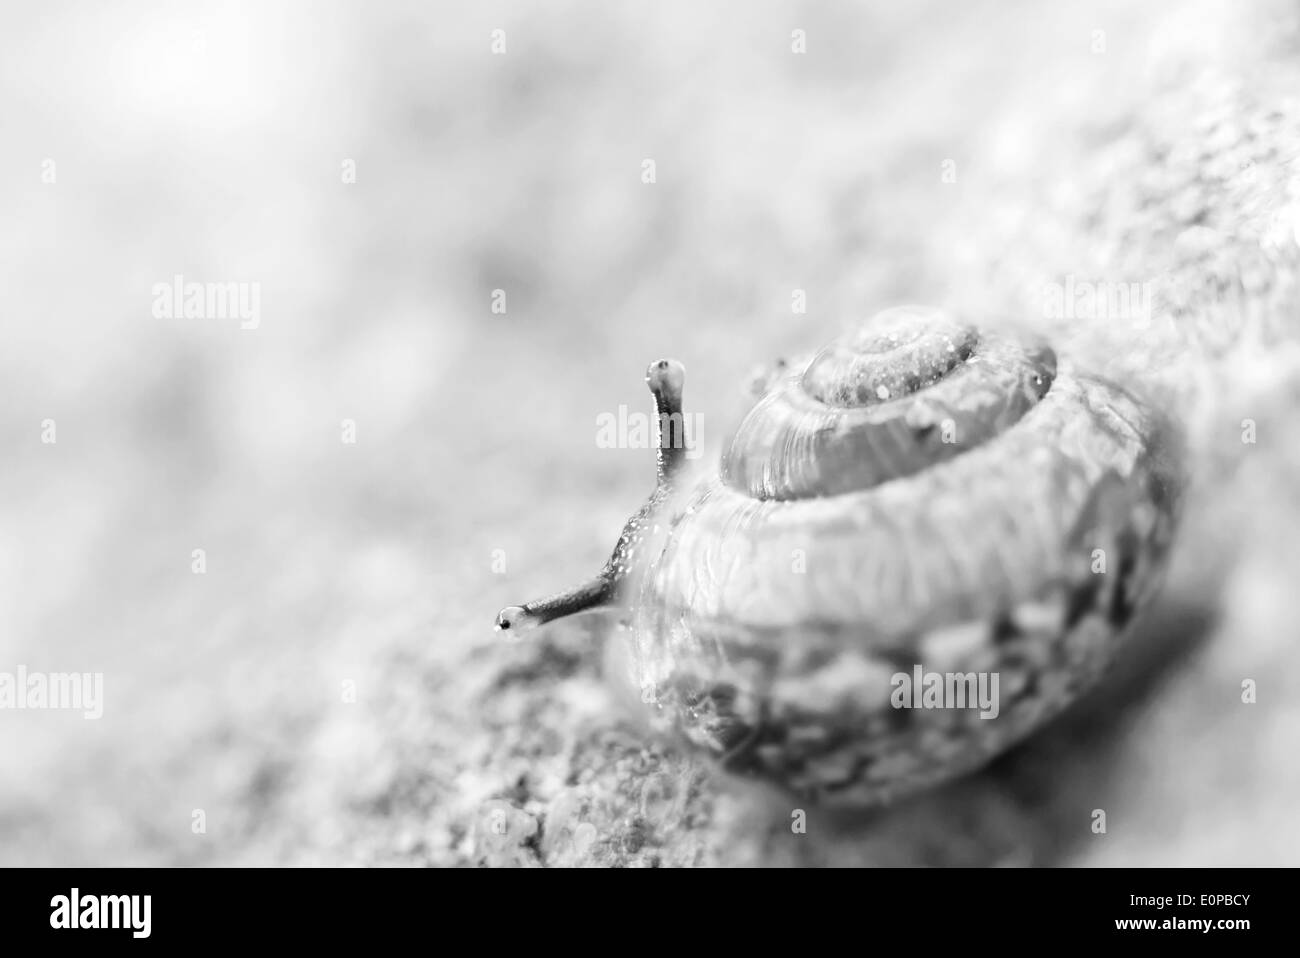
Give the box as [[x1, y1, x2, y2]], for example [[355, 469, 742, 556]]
[[493, 358, 688, 633], [645, 358, 688, 484], [493, 577, 616, 632]]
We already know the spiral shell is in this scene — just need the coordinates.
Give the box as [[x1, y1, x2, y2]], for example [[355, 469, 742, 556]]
[[629, 306, 1183, 806]]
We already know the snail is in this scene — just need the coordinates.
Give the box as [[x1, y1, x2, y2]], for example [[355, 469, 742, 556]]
[[495, 305, 1183, 806]]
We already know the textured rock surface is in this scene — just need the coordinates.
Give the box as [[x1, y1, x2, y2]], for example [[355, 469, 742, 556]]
[[2, 0, 1298, 866]]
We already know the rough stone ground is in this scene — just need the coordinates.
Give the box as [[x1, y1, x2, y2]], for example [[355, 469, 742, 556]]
[[1, 0, 1298, 866]]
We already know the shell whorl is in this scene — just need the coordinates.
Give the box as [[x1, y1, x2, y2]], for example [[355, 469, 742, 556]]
[[630, 306, 1183, 804], [721, 305, 1057, 500]]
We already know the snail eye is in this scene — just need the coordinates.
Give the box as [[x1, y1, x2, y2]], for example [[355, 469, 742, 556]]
[[646, 358, 685, 393], [495, 606, 528, 631]]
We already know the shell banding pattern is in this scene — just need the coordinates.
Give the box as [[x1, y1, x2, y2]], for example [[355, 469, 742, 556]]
[[631, 305, 1182, 806]]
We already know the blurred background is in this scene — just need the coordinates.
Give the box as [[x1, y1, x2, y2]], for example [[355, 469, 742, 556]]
[[1, 0, 1297, 865]]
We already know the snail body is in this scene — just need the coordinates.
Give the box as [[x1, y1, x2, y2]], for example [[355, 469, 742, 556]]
[[497, 306, 1183, 806]]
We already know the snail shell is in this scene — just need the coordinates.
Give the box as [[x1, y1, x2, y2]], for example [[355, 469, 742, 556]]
[[498, 305, 1183, 807]]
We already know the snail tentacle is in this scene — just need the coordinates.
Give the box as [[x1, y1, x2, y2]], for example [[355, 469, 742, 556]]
[[494, 359, 688, 633], [647, 358, 689, 484], [493, 577, 616, 633]]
